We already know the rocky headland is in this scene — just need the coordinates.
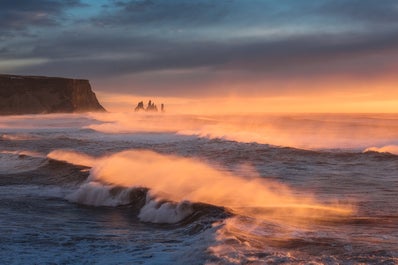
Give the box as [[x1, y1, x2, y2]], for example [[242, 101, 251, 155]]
[[0, 74, 105, 115]]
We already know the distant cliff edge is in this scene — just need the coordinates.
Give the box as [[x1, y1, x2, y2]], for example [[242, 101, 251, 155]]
[[0, 74, 106, 115]]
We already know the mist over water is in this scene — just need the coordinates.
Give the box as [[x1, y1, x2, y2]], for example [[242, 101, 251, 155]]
[[1, 112, 397, 264], [87, 112, 398, 151]]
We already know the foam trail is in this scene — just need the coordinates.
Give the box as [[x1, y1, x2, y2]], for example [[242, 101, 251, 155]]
[[364, 145, 398, 155], [51, 149, 353, 224]]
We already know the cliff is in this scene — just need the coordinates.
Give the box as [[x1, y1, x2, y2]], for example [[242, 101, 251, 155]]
[[0, 74, 105, 115]]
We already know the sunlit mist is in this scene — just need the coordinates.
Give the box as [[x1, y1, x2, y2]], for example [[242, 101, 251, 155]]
[[86, 112, 398, 150], [49, 149, 353, 225]]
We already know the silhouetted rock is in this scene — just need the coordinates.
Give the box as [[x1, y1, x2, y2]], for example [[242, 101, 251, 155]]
[[0, 74, 105, 115], [134, 101, 145, 112], [134, 100, 161, 112], [146, 100, 158, 112]]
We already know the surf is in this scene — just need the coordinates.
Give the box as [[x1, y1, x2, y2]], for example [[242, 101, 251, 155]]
[[48, 149, 354, 225]]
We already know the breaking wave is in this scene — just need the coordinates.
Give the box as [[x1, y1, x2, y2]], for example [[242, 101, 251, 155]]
[[364, 145, 398, 155], [0, 150, 46, 173], [49, 149, 353, 225], [47, 150, 97, 167]]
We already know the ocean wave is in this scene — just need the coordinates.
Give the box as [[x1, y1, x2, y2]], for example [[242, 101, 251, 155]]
[[85, 112, 398, 151], [364, 145, 398, 155], [138, 198, 194, 223], [0, 155, 89, 187], [52, 148, 353, 225], [66, 182, 145, 207], [0, 184, 73, 200], [0, 150, 46, 173], [47, 149, 97, 167], [0, 150, 45, 158], [66, 181, 226, 224], [209, 214, 398, 265], [0, 133, 39, 141]]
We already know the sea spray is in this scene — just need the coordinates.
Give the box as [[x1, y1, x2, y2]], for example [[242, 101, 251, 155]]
[[364, 145, 398, 155], [49, 149, 353, 224], [2, 113, 397, 264], [47, 149, 97, 167], [87, 112, 398, 150]]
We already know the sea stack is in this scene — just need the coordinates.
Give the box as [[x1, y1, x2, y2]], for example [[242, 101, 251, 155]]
[[0, 74, 106, 115]]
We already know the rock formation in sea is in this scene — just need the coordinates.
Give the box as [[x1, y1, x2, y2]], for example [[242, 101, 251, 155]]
[[134, 100, 164, 112], [134, 101, 145, 112], [0, 74, 106, 115]]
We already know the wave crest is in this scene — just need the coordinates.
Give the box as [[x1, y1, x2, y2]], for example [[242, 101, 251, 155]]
[[364, 145, 398, 155], [54, 149, 353, 224], [47, 149, 97, 167]]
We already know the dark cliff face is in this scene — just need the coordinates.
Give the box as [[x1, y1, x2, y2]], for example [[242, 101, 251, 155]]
[[0, 74, 106, 115]]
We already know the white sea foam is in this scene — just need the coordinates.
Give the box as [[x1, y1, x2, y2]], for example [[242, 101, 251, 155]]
[[66, 180, 193, 223], [66, 182, 133, 207], [138, 196, 193, 223]]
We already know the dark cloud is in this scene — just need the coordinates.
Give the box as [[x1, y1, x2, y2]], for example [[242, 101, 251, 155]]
[[93, 0, 231, 27], [92, 0, 398, 31], [12, 27, 398, 81], [0, 0, 84, 35], [3, 0, 398, 96], [318, 0, 398, 24]]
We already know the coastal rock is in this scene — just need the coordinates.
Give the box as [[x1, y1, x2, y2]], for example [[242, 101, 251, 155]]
[[134, 101, 145, 112], [0, 74, 106, 115], [134, 100, 164, 112]]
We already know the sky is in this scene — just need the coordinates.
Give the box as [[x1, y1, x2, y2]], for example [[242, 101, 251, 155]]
[[1, 0, 398, 113]]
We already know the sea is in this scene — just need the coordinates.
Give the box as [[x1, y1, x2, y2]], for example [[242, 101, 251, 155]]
[[0, 112, 397, 265]]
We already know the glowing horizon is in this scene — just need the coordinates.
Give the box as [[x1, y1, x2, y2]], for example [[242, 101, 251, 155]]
[[97, 88, 398, 114]]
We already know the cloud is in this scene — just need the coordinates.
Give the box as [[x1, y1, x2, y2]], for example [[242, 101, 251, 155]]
[[0, 0, 84, 36], [93, 0, 232, 28], [11, 27, 398, 78], [92, 0, 398, 31], [317, 0, 398, 24], [3, 0, 398, 97]]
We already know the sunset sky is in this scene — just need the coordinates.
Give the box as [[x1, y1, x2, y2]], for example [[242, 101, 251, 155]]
[[1, 0, 398, 112]]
